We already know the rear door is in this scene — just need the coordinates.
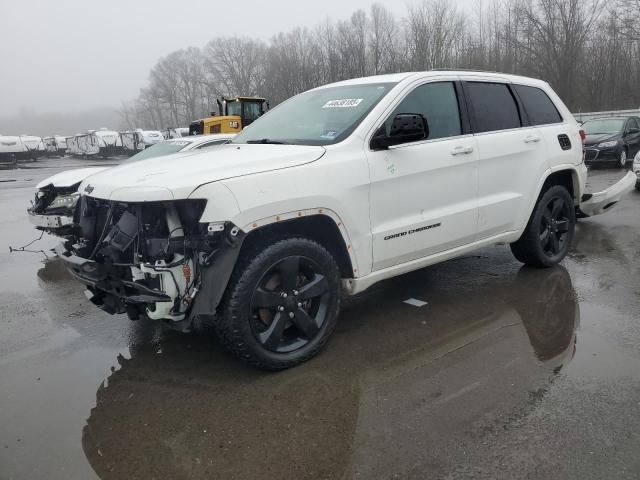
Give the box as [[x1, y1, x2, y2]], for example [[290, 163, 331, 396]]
[[463, 80, 550, 238], [367, 79, 478, 271]]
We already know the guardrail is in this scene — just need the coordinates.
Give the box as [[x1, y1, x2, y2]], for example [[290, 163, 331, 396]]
[[573, 109, 640, 122]]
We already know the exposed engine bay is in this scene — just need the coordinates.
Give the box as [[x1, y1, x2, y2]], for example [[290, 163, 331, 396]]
[[56, 196, 244, 327]]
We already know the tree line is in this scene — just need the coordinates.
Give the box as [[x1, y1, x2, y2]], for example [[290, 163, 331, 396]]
[[121, 0, 640, 130]]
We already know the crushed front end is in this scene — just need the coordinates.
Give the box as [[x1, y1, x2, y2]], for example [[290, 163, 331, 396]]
[[56, 195, 244, 327], [27, 183, 79, 233]]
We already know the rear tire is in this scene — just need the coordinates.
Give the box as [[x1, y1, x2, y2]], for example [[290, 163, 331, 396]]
[[215, 237, 341, 370], [510, 185, 576, 268]]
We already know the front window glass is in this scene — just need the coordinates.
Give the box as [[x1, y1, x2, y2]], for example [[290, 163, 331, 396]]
[[125, 141, 189, 163], [232, 83, 395, 146], [582, 119, 625, 135], [386, 82, 461, 140], [226, 101, 241, 116]]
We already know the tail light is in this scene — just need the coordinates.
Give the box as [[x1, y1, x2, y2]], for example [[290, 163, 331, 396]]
[[579, 129, 586, 143]]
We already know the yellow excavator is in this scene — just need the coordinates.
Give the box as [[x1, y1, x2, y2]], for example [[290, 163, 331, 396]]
[[189, 96, 268, 135]]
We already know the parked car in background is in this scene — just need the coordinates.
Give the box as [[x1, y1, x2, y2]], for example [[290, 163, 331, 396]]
[[53, 71, 635, 370], [161, 127, 189, 139], [27, 134, 234, 235], [137, 129, 165, 149], [582, 116, 640, 167], [634, 152, 640, 190]]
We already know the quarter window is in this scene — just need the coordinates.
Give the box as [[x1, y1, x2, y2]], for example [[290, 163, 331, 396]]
[[466, 82, 521, 133], [513, 84, 563, 126], [386, 82, 462, 141]]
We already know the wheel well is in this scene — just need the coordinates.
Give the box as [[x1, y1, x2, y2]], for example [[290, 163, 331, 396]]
[[542, 170, 577, 203], [241, 215, 354, 278]]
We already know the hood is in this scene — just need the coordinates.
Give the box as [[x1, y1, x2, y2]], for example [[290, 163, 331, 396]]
[[36, 167, 110, 190], [79, 143, 326, 201], [583, 133, 621, 147]]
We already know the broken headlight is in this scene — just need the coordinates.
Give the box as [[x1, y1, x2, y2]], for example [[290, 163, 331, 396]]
[[47, 192, 80, 211]]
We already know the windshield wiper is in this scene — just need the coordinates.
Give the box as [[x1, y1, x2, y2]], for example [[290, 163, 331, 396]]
[[246, 138, 286, 144]]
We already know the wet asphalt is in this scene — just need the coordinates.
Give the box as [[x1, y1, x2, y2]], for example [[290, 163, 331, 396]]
[[0, 158, 639, 480]]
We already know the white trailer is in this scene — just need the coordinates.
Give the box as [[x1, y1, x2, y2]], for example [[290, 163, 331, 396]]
[[66, 135, 81, 156], [18, 135, 46, 160], [43, 135, 68, 157], [120, 130, 141, 155], [94, 128, 122, 157], [0, 135, 23, 162], [75, 132, 99, 156]]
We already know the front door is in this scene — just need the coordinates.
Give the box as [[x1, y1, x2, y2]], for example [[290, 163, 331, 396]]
[[367, 80, 479, 271]]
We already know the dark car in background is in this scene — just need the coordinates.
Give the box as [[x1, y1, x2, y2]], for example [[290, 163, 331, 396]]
[[582, 116, 640, 167]]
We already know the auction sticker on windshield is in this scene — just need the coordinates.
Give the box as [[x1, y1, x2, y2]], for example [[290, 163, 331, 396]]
[[322, 98, 364, 108]]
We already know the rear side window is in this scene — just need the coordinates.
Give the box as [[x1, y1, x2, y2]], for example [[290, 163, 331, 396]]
[[513, 84, 563, 126], [387, 81, 462, 140], [465, 82, 521, 133]]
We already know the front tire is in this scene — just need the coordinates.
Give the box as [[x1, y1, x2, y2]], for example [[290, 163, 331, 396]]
[[510, 185, 576, 268], [618, 149, 627, 168], [215, 237, 341, 370]]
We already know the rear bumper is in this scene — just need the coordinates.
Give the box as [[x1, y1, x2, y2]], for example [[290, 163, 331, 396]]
[[578, 171, 636, 217]]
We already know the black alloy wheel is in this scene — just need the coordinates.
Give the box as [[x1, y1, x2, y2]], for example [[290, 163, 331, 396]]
[[216, 237, 341, 370], [539, 196, 571, 262], [250, 256, 330, 353], [510, 185, 576, 268]]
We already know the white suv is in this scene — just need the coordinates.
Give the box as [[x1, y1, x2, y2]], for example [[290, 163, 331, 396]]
[[56, 71, 635, 369]]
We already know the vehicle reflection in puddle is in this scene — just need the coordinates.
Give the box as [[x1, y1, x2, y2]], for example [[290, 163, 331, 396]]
[[79, 263, 578, 480]]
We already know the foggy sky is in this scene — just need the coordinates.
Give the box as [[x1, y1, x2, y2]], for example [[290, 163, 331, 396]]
[[0, 0, 475, 116]]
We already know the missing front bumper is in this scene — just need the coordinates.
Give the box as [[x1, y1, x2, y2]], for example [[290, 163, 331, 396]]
[[55, 244, 172, 315]]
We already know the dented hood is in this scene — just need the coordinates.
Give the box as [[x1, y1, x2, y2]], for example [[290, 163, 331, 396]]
[[79, 143, 326, 201], [36, 167, 110, 190]]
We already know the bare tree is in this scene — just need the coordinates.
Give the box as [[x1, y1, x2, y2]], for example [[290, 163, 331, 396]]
[[122, 0, 640, 128]]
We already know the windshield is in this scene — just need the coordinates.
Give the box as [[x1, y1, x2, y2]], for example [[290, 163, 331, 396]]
[[582, 118, 625, 135], [232, 83, 395, 146], [125, 140, 190, 163]]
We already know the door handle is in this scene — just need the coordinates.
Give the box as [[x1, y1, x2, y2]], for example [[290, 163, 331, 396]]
[[524, 134, 541, 143], [450, 145, 474, 156]]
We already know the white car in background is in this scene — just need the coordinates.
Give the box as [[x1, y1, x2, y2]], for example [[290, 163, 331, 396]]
[[137, 129, 165, 149], [27, 134, 234, 234], [634, 152, 640, 190]]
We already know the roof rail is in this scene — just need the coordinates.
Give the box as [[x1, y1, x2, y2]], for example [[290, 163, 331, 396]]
[[430, 68, 506, 74]]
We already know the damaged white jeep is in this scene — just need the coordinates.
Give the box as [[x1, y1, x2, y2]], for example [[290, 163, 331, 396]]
[[56, 71, 635, 369]]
